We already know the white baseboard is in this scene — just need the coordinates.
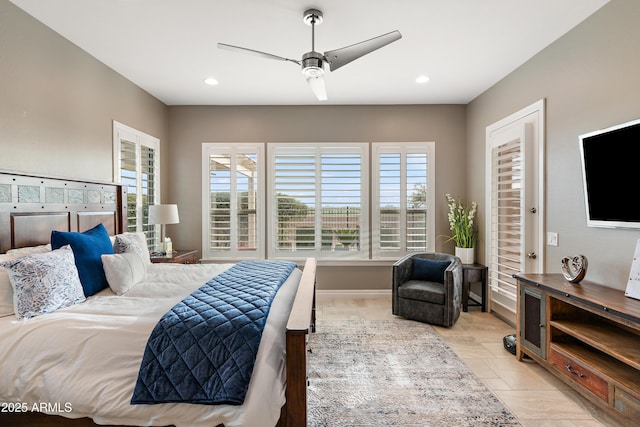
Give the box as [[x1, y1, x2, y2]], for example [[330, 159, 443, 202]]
[[316, 289, 392, 301]]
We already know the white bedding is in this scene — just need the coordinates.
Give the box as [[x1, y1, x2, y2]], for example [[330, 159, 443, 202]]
[[0, 262, 302, 427]]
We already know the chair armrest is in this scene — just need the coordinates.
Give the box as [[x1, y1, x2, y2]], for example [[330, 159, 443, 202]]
[[392, 253, 415, 290], [444, 258, 464, 321]]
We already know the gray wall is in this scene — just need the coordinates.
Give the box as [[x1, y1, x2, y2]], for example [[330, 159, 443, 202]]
[[0, 0, 168, 186], [467, 0, 640, 291], [5, 0, 639, 292], [168, 105, 467, 290]]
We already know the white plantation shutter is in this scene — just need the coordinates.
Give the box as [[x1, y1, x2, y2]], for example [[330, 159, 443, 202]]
[[378, 153, 401, 252], [320, 152, 364, 256], [200, 142, 437, 262], [372, 143, 434, 259], [490, 139, 523, 308], [269, 144, 368, 260], [406, 153, 429, 251], [120, 140, 138, 232], [272, 149, 316, 255], [202, 144, 263, 259]]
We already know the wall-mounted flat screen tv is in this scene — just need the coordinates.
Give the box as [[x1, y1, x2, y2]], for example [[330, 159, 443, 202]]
[[579, 118, 640, 229]]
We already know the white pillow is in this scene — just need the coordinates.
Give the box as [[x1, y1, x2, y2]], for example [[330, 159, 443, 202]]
[[6, 244, 51, 256], [0, 254, 19, 317], [0, 246, 86, 319], [114, 232, 151, 265], [101, 252, 146, 295]]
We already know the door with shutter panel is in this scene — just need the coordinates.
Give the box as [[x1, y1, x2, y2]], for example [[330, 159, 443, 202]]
[[485, 100, 544, 322]]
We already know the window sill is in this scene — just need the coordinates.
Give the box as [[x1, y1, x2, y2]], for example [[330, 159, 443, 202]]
[[200, 258, 397, 268]]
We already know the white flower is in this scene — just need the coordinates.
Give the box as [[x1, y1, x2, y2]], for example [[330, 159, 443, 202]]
[[445, 194, 478, 248]]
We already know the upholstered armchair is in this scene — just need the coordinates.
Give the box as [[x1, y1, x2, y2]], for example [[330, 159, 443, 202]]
[[392, 252, 463, 327]]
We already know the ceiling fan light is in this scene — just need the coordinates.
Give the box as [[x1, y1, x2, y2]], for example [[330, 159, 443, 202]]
[[307, 75, 327, 101], [302, 65, 324, 78]]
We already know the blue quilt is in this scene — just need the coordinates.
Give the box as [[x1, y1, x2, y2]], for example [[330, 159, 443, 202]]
[[130, 260, 297, 405]]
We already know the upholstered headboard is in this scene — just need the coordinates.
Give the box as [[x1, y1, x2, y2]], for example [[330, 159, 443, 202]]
[[0, 171, 126, 253]]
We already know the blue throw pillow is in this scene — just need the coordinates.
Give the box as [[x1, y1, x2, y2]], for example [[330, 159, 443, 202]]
[[411, 258, 451, 283], [51, 223, 114, 297]]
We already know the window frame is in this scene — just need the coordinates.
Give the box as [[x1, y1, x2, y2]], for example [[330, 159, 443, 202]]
[[112, 121, 160, 247], [200, 141, 434, 263], [201, 143, 265, 260], [371, 142, 435, 259], [267, 143, 369, 261]]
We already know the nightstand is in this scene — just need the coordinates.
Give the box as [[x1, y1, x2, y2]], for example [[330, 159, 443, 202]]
[[461, 263, 487, 312], [150, 249, 199, 264]]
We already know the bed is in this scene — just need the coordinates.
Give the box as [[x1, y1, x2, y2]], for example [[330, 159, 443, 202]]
[[0, 171, 316, 427]]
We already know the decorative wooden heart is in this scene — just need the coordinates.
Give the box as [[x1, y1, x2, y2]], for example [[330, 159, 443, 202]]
[[561, 255, 588, 283]]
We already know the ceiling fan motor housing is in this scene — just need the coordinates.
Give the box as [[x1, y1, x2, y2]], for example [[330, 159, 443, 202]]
[[302, 51, 324, 77]]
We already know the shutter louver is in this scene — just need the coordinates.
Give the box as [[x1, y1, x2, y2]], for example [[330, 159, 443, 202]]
[[120, 140, 137, 232], [209, 154, 232, 252], [236, 153, 258, 252], [373, 145, 431, 258], [204, 145, 262, 259], [490, 139, 522, 306], [274, 152, 316, 253], [378, 153, 401, 251], [141, 145, 156, 248], [321, 153, 362, 253], [406, 153, 428, 252]]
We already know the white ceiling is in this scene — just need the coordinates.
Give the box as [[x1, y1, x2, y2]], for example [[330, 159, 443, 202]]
[[11, 0, 609, 106]]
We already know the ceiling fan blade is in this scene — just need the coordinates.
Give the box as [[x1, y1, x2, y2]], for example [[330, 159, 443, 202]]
[[217, 43, 300, 65], [306, 74, 327, 101], [324, 30, 402, 72]]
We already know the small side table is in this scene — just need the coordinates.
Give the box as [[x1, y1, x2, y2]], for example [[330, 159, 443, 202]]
[[461, 263, 488, 312], [150, 249, 199, 264]]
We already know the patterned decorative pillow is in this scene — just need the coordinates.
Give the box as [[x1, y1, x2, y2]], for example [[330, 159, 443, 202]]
[[101, 252, 146, 295], [114, 232, 151, 265], [0, 254, 18, 317], [0, 246, 86, 319]]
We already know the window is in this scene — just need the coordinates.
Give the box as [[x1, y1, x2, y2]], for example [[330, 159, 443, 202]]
[[372, 143, 435, 259], [201, 142, 433, 262], [113, 121, 160, 248], [268, 144, 368, 260], [201, 144, 264, 259]]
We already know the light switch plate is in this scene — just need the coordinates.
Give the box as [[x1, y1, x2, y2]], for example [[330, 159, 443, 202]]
[[547, 232, 558, 246]]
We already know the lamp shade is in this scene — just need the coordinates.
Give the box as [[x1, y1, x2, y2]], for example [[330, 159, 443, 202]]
[[148, 204, 180, 225]]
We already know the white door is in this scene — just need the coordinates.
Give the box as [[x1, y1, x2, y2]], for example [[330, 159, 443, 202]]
[[485, 100, 544, 322]]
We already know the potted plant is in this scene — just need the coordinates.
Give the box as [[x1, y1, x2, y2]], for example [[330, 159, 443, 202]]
[[445, 193, 478, 264]]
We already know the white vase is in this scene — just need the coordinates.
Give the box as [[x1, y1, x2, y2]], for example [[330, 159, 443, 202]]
[[455, 247, 475, 264]]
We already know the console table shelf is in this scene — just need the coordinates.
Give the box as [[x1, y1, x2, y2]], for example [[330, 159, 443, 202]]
[[515, 273, 640, 426], [550, 320, 640, 370]]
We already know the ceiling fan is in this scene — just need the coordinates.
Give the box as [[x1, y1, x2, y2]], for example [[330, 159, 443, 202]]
[[217, 9, 402, 101]]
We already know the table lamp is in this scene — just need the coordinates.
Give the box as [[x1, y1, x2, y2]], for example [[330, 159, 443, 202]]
[[148, 204, 179, 253]]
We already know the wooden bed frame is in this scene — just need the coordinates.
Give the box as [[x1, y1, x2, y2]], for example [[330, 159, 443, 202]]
[[0, 171, 316, 427]]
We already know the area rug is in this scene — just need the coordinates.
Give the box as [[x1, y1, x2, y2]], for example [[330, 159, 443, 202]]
[[307, 319, 521, 426]]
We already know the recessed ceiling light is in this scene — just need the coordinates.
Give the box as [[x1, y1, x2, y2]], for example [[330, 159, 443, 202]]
[[204, 77, 219, 86], [416, 75, 430, 84]]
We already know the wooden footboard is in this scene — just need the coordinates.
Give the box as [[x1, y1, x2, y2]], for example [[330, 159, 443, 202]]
[[279, 258, 317, 427]]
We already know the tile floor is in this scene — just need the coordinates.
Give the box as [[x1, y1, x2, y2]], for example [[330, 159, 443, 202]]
[[315, 295, 624, 427]]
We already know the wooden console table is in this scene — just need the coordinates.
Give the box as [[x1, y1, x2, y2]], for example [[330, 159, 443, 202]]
[[514, 273, 640, 426]]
